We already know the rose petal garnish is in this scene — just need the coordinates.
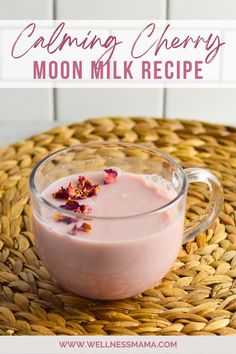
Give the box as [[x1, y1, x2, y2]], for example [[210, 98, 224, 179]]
[[76, 176, 100, 199], [70, 223, 91, 235], [60, 200, 92, 214], [52, 175, 98, 231], [52, 186, 69, 199], [77, 176, 93, 189], [60, 199, 79, 211], [67, 182, 77, 198], [54, 213, 78, 224], [87, 184, 100, 198], [53, 176, 99, 201], [67, 183, 83, 200], [103, 169, 118, 185], [79, 204, 92, 214]]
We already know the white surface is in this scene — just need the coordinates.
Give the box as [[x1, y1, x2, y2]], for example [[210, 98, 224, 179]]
[[0, 0, 53, 124], [56, 89, 164, 121], [221, 31, 236, 81], [0, 121, 58, 147], [0, 0, 53, 19], [55, 0, 166, 123], [0, 89, 53, 121], [1, 0, 236, 146], [168, 0, 236, 19], [0, 336, 236, 354], [164, 0, 236, 126], [56, 0, 167, 19], [165, 89, 236, 125]]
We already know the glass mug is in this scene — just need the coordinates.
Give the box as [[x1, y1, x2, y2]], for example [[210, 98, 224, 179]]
[[29, 142, 223, 300]]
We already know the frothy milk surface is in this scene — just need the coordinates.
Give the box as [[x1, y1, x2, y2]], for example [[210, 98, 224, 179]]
[[41, 170, 175, 241], [32, 170, 185, 299]]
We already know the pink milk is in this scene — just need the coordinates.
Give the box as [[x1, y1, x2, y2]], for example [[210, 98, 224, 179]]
[[32, 170, 185, 300]]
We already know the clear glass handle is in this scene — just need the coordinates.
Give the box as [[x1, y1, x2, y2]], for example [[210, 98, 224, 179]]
[[183, 168, 224, 243]]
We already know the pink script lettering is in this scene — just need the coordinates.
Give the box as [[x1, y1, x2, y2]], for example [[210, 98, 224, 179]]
[[131, 23, 225, 64], [11, 22, 122, 64]]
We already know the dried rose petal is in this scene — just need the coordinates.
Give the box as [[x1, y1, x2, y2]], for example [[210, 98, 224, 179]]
[[53, 175, 99, 202], [79, 204, 92, 214], [60, 199, 92, 214], [67, 182, 77, 198], [77, 176, 93, 189], [87, 184, 100, 198], [53, 213, 78, 224], [52, 186, 69, 199], [67, 183, 83, 200], [70, 224, 77, 235], [78, 222, 91, 233], [103, 169, 118, 185], [60, 199, 79, 211], [76, 176, 100, 199], [70, 222, 91, 235]]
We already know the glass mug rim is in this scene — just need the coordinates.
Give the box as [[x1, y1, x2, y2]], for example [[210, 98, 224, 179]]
[[29, 141, 187, 220]]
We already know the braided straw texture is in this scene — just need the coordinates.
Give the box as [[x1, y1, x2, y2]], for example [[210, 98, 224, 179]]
[[0, 117, 236, 336]]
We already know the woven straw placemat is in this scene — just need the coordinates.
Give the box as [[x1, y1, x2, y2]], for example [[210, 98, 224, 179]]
[[0, 117, 236, 336]]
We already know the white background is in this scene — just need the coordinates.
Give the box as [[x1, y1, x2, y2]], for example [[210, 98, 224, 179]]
[[0, 0, 236, 146], [0, 336, 236, 354]]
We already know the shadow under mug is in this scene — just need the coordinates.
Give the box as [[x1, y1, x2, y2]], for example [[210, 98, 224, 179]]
[[29, 142, 223, 300]]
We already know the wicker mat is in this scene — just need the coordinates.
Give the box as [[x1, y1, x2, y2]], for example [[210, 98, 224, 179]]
[[0, 117, 236, 336]]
